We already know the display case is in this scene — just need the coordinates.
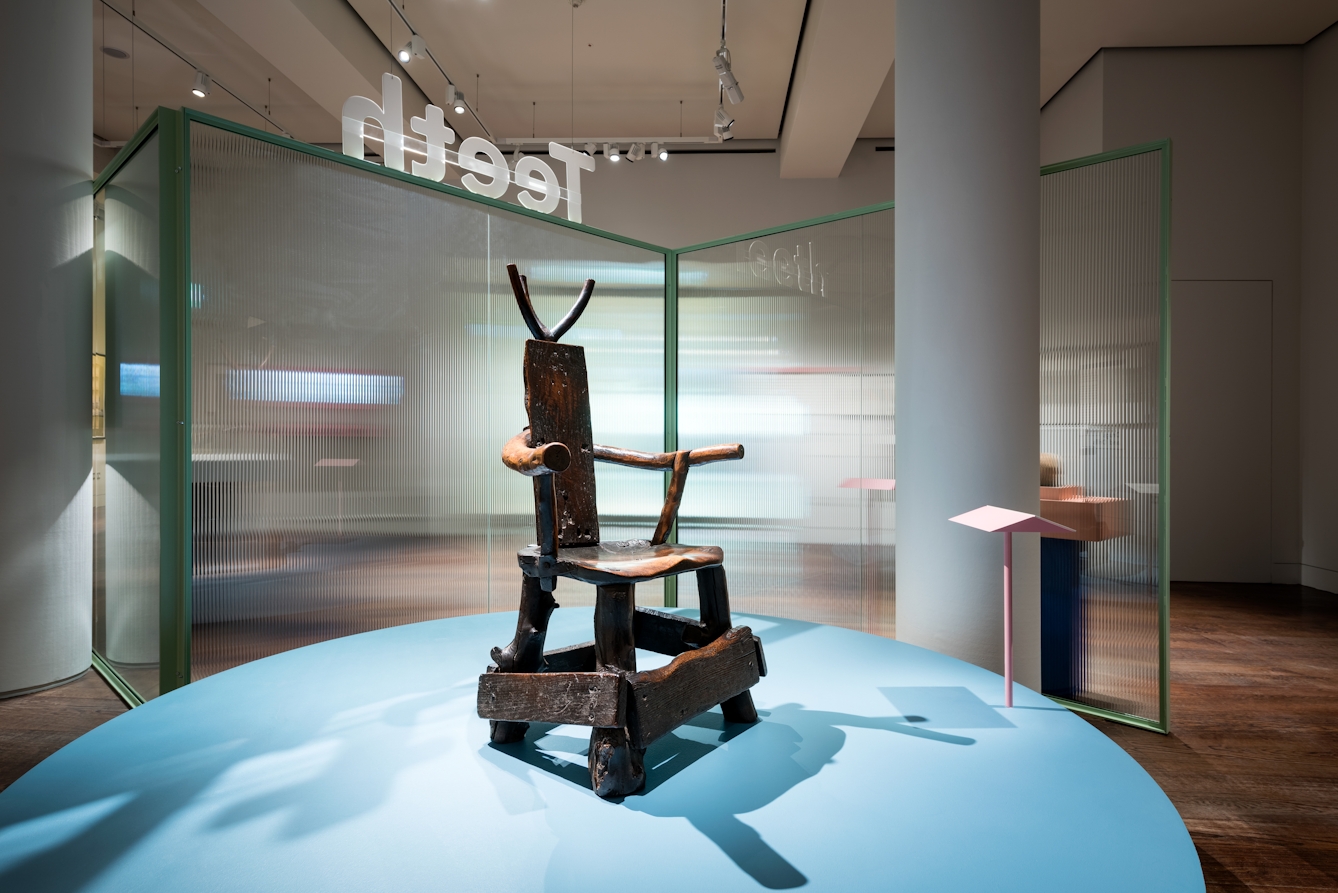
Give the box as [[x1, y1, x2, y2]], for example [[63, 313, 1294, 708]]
[[91, 107, 1168, 734]]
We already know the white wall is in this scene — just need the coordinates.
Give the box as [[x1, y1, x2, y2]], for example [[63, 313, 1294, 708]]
[[1040, 52, 1103, 167], [578, 140, 895, 249], [1041, 46, 1307, 585], [1103, 47, 1304, 586], [1301, 24, 1338, 594], [0, 0, 94, 695], [1171, 281, 1274, 581]]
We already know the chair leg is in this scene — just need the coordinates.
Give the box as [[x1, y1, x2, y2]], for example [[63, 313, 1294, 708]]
[[720, 690, 759, 724], [489, 575, 557, 745], [696, 566, 733, 638], [589, 583, 644, 797], [697, 566, 761, 725]]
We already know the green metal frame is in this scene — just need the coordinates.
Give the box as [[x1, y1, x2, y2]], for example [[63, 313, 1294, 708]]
[[90, 107, 1170, 738], [159, 109, 193, 697], [663, 250, 680, 608], [91, 651, 146, 709], [90, 109, 196, 701], [1040, 138, 1173, 734], [673, 200, 897, 256]]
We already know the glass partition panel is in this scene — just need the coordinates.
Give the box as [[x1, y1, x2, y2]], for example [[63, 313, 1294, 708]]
[[1039, 146, 1168, 728], [675, 210, 895, 635], [188, 123, 664, 679], [99, 134, 162, 699]]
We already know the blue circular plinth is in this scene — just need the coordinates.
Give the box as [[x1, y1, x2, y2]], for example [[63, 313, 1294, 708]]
[[0, 610, 1202, 892]]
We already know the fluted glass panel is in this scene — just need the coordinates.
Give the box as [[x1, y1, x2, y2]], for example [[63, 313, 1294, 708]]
[[1039, 149, 1165, 725], [189, 124, 663, 678], [676, 211, 895, 636], [99, 135, 161, 698]]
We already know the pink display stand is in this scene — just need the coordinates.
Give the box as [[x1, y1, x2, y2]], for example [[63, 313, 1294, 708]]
[[949, 505, 1074, 707]]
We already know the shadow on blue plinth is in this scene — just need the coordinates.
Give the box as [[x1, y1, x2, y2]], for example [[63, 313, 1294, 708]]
[[0, 681, 469, 893], [485, 703, 976, 889]]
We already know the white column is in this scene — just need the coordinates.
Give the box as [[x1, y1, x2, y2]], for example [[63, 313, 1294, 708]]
[[894, 0, 1042, 685], [0, 0, 93, 695]]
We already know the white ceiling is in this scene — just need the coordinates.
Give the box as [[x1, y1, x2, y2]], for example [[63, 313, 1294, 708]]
[[351, 0, 807, 142], [1040, 0, 1338, 105], [93, 0, 1338, 169]]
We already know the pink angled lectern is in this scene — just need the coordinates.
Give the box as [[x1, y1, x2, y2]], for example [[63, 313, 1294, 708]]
[[949, 505, 1074, 707]]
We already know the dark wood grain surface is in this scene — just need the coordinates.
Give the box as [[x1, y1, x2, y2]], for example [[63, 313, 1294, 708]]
[[524, 340, 599, 549], [477, 669, 624, 727], [517, 541, 724, 585], [501, 429, 571, 477], [589, 582, 645, 796], [626, 626, 762, 749], [593, 442, 745, 469]]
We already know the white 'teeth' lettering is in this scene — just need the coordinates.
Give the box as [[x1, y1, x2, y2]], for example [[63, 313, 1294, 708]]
[[409, 104, 454, 182], [514, 156, 560, 214], [341, 73, 404, 172], [773, 247, 796, 287], [458, 136, 508, 198], [548, 142, 595, 224]]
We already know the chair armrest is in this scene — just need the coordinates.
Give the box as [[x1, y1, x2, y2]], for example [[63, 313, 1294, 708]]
[[502, 429, 571, 477], [594, 443, 744, 469]]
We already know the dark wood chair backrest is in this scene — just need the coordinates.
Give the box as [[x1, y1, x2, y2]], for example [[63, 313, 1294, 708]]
[[525, 339, 599, 548]]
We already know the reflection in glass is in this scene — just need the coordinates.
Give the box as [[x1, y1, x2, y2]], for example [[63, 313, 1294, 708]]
[[1039, 149, 1165, 724], [188, 125, 664, 679], [676, 211, 895, 635]]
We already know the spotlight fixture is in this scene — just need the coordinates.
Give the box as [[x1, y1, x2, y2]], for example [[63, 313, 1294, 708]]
[[607, 143, 620, 162], [584, 142, 597, 157], [447, 84, 466, 115], [713, 48, 744, 105], [714, 104, 735, 141], [191, 70, 212, 98], [398, 34, 426, 63], [628, 142, 645, 163], [713, 0, 744, 105], [653, 142, 669, 161]]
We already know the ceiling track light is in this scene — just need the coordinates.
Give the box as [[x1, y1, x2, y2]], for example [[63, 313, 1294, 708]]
[[713, 0, 744, 105], [399, 34, 426, 64], [652, 142, 668, 161], [714, 104, 735, 141], [584, 142, 597, 157], [628, 142, 645, 163], [191, 70, 212, 98], [606, 143, 620, 162], [447, 84, 466, 115]]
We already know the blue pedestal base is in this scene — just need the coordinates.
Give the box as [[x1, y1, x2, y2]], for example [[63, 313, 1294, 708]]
[[0, 610, 1202, 892]]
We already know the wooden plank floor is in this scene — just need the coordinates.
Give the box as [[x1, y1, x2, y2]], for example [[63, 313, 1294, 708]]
[[0, 581, 1334, 891], [1086, 582, 1338, 892], [0, 671, 128, 792]]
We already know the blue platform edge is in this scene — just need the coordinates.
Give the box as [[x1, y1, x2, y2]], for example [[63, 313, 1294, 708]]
[[0, 610, 1204, 893]]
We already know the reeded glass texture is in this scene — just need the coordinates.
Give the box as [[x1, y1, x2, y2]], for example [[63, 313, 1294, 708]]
[[1039, 149, 1165, 724], [99, 135, 162, 698], [676, 211, 895, 635], [189, 125, 663, 678]]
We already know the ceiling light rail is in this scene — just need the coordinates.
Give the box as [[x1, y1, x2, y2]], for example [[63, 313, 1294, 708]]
[[503, 137, 717, 148], [98, 0, 291, 137], [383, 0, 493, 140]]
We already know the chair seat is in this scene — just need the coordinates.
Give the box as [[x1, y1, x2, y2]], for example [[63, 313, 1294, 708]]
[[517, 540, 724, 586]]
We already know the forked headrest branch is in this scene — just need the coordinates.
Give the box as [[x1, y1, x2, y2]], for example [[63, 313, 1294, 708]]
[[506, 263, 596, 342]]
